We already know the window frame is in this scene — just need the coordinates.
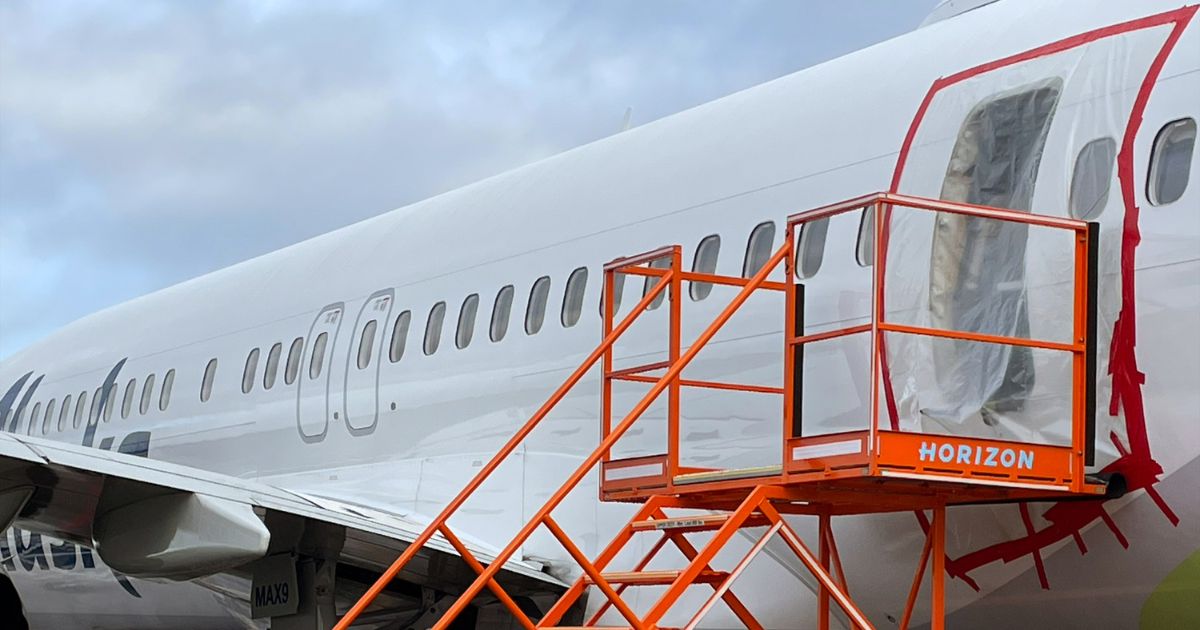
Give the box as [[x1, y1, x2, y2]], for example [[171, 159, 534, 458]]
[[388, 311, 411, 362], [1147, 117, 1196, 206], [201, 358, 218, 402], [140, 373, 156, 415], [742, 221, 777, 278], [264, 342, 283, 389], [424, 301, 447, 355], [490, 285, 515, 342], [1068, 137, 1117, 220], [561, 267, 588, 328], [525, 276, 551, 335], [796, 217, 830, 279], [160, 369, 175, 411], [358, 319, 380, 368], [285, 337, 304, 384], [689, 234, 721, 301], [456, 294, 480, 349]]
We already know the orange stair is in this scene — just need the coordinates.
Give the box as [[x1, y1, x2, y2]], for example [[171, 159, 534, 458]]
[[335, 193, 1106, 630]]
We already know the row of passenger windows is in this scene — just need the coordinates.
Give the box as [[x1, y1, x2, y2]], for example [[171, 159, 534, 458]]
[[11, 119, 1193, 418], [2, 369, 177, 436], [216, 115, 1200, 403]]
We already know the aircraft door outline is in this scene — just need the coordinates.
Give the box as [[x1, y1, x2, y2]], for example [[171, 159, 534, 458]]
[[297, 302, 344, 443], [343, 290, 393, 435]]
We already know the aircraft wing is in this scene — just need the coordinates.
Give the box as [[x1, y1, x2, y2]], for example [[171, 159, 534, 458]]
[[0, 431, 565, 623]]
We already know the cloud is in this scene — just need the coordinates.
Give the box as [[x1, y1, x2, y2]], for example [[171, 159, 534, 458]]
[[0, 0, 933, 357]]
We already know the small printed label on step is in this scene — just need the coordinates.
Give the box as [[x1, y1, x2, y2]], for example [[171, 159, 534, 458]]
[[656, 519, 705, 529]]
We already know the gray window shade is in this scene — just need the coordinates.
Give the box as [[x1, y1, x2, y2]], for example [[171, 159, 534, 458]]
[[600, 271, 626, 316], [1148, 118, 1195, 206], [491, 286, 514, 342], [690, 235, 720, 301], [742, 221, 776, 278], [43, 399, 56, 433], [242, 348, 259, 394], [525, 277, 550, 335], [103, 384, 116, 421], [91, 386, 103, 420], [358, 319, 379, 368], [424, 302, 447, 355], [160, 369, 175, 411], [58, 395, 71, 432], [389, 312, 411, 362], [30, 403, 41, 435], [264, 343, 283, 389], [856, 207, 875, 268], [1069, 138, 1116, 220], [643, 257, 671, 310], [122, 380, 136, 419], [285, 337, 304, 383], [796, 217, 830, 279], [309, 334, 328, 379], [201, 359, 218, 402], [456, 294, 479, 349], [76, 390, 89, 428], [140, 373, 156, 415], [561, 268, 588, 327]]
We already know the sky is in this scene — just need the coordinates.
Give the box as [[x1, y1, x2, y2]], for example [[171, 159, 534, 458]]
[[0, 0, 935, 358]]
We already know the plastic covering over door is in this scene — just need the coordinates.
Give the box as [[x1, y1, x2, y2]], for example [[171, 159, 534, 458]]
[[885, 25, 1172, 461]]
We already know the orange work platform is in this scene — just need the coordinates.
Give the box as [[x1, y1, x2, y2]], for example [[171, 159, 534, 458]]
[[335, 193, 1107, 630]]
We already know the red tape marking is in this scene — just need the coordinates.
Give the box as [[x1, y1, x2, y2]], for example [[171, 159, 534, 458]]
[[882, 5, 1196, 587]]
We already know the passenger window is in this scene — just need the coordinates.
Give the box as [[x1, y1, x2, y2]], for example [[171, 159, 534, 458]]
[[201, 358, 218, 402], [561, 267, 588, 327], [600, 272, 626, 316], [30, 403, 41, 435], [122, 379, 136, 419], [490, 286, 515, 342], [309, 333, 328, 379], [856, 207, 875, 267], [75, 390, 89, 428], [643, 257, 671, 310], [1069, 138, 1117, 219], [264, 343, 283, 389], [1148, 118, 1195, 205], [389, 312, 411, 362], [58, 394, 71, 432], [160, 369, 175, 411], [91, 387, 103, 421], [43, 399, 56, 433], [742, 221, 776, 277], [424, 301, 447, 355], [242, 349, 259, 393], [795, 217, 830, 279], [456, 295, 480, 349], [140, 373, 156, 415], [525, 276, 551, 335], [358, 319, 379, 368], [690, 235, 721, 301], [103, 384, 116, 422], [285, 337, 304, 384]]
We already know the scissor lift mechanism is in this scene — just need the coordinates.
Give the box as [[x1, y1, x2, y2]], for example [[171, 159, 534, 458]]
[[336, 193, 1105, 630]]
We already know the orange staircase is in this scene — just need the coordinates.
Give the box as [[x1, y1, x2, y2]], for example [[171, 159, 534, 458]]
[[334, 193, 1106, 630]]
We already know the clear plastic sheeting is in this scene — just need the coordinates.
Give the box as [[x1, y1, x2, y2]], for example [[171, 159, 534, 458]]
[[884, 25, 1173, 461]]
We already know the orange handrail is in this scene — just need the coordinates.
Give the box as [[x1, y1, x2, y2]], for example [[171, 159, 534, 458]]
[[333, 262, 675, 628], [427, 242, 792, 630]]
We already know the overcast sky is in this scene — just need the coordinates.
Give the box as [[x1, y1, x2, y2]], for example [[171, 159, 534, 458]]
[[0, 1, 934, 358]]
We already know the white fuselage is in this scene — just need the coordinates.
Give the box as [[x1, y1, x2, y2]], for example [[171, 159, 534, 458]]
[[2, 1, 1198, 628]]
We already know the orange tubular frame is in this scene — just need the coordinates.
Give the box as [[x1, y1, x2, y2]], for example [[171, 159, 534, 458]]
[[337, 192, 1101, 630]]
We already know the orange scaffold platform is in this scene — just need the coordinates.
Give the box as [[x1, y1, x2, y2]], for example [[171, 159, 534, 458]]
[[335, 193, 1107, 630]]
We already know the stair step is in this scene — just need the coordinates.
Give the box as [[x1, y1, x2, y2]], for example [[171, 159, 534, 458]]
[[585, 569, 728, 586], [630, 513, 771, 533], [672, 464, 782, 485]]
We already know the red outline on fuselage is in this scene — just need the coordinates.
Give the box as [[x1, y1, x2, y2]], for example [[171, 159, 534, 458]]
[[882, 5, 1196, 587]]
